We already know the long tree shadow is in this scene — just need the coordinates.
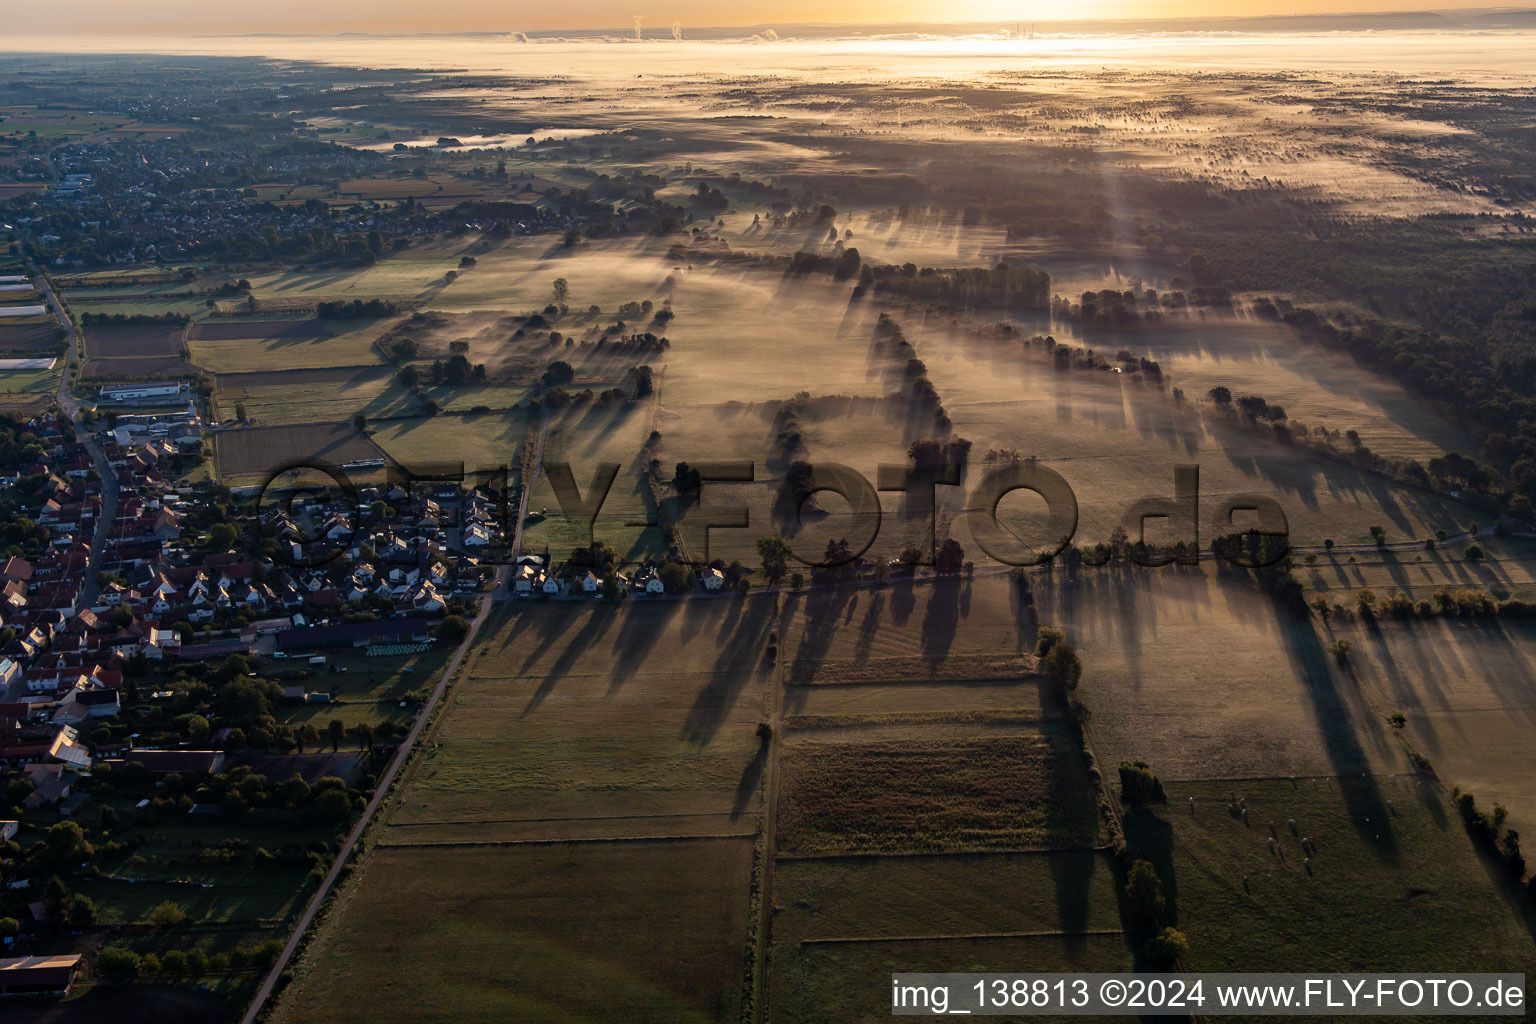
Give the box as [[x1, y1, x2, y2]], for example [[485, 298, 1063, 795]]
[[1276, 604, 1399, 858], [853, 590, 885, 665], [1119, 806, 1179, 970], [1046, 848, 1101, 960], [731, 740, 769, 821], [920, 576, 963, 669], [682, 594, 779, 745], [510, 604, 580, 669], [521, 606, 617, 716], [606, 599, 685, 693]]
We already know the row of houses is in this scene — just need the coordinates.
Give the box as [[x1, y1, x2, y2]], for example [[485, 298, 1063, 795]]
[[510, 557, 733, 598]]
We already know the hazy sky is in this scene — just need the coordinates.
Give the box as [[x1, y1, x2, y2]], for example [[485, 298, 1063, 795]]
[[3, 1, 1522, 35]]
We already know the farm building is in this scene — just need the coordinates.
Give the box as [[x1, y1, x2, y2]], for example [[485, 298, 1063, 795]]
[[21, 765, 77, 810], [97, 382, 191, 406], [276, 617, 433, 651], [73, 689, 120, 718], [0, 954, 83, 998], [101, 750, 226, 775], [174, 639, 252, 662]]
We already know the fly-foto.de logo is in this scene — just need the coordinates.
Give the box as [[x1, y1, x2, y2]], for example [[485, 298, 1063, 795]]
[[256, 458, 1290, 570]]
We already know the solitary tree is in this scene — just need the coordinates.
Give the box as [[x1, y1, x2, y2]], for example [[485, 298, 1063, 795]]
[[1327, 638, 1353, 666], [935, 537, 965, 575], [552, 277, 569, 304], [147, 901, 187, 928], [327, 718, 346, 753], [352, 412, 367, 432]]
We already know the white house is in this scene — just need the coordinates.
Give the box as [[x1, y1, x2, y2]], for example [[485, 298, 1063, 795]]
[[143, 626, 181, 660], [580, 572, 601, 595], [644, 575, 665, 595], [410, 584, 445, 613], [701, 567, 726, 591]]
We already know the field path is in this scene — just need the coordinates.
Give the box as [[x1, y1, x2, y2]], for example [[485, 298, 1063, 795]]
[[241, 562, 507, 1024], [752, 622, 786, 1023], [510, 412, 548, 559]]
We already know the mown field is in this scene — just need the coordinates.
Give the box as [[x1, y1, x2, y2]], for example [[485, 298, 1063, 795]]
[[210, 366, 412, 424], [772, 852, 1131, 1023], [778, 730, 1101, 855], [369, 410, 530, 476], [277, 839, 754, 1024], [81, 323, 194, 380], [86, 324, 184, 357], [1336, 615, 1536, 841], [188, 317, 391, 373], [382, 600, 775, 843], [1037, 571, 1408, 782], [1136, 777, 1536, 975], [214, 421, 390, 482], [0, 321, 61, 354]]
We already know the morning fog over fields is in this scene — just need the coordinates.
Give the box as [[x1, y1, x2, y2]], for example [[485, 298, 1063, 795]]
[[2, 15, 1536, 1024]]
